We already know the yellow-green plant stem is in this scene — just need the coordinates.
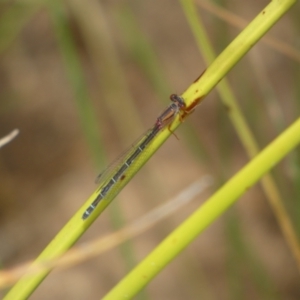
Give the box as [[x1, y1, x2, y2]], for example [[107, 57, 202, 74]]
[[197, 0, 300, 63], [181, 0, 296, 104], [180, 0, 300, 271], [103, 115, 300, 299], [4, 1, 297, 299]]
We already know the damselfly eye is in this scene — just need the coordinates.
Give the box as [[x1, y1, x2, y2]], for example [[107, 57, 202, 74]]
[[170, 94, 185, 108]]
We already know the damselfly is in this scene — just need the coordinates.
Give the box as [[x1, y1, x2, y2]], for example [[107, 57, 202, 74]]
[[82, 94, 185, 220]]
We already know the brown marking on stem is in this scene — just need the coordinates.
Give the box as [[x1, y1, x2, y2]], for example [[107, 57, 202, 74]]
[[178, 95, 204, 122], [185, 96, 204, 114], [193, 68, 206, 83]]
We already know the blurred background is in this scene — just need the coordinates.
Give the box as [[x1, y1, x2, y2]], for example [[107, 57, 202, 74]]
[[1, 0, 300, 299]]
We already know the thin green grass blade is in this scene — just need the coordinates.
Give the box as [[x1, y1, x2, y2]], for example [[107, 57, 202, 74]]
[[48, 0, 105, 167]]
